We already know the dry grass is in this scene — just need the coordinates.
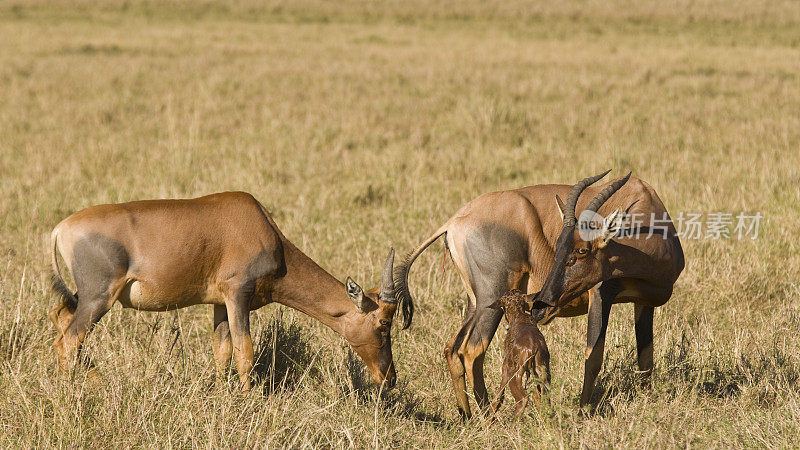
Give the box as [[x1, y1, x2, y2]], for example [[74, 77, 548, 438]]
[[1, 0, 800, 447]]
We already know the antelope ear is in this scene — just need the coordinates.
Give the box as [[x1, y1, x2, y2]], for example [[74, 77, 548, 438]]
[[555, 195, 565, 222], [488, 298, 503, 310], [598, 208, 623, 248], [345, 277, 365, 311]]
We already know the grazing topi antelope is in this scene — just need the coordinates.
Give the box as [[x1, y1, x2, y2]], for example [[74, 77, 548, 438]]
[[49, 191, 398, 389], [395, 170, 684, 416]]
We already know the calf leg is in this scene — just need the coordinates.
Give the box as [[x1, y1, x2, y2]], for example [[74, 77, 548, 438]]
[[490, 386, 505, 415], [508, 369, 529, 417], [534, 350, 551, 405], [212, 305, 233, 381], [490, 364, 510, 415]]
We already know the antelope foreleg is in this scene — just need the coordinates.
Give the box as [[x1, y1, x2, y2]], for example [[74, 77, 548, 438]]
[[580, 286, 613, 408], [634, 305, 655, 381], [225, 301, 253, 392], [212, 305, 233, 382]]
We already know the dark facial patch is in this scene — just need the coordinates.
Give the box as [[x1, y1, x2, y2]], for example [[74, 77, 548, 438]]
[[533, 226, 576, 311], [71, 233, 130, 302]]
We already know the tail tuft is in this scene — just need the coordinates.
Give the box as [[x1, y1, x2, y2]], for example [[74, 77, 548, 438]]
[[391, 226, 449, 330], [50, 273, 77, 312]]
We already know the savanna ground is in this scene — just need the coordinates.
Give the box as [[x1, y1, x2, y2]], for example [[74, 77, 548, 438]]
[[1, 0, 800, 447]]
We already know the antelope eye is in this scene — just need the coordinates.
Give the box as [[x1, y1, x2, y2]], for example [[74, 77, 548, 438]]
[[576, 248, 588, 255], [379, 319, 390, 327]]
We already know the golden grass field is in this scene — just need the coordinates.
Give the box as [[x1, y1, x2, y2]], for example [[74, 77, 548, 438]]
[[1, 0, 800, 447]]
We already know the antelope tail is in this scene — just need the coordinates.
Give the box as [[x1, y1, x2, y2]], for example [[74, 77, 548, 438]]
[[393, 222, 450, 330]]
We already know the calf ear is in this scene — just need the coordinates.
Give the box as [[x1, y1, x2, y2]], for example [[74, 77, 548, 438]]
[[522, 292, 540, 310], [598, 208, 623, 248], [487, 298, 503, 310], [345, 277, 365, 311]]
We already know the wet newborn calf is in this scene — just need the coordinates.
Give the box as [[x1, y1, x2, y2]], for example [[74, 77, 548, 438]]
[[489, 289, 551, 417]]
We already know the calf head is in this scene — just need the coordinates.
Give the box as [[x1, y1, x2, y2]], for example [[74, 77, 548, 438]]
[[489, 289, 534, 322]]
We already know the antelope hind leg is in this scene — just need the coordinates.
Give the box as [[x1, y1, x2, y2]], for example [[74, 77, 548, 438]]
[[60, 296, 111, 379], [49, 303, 75, 371], [444, 313, 475, 419], [463, 307, 503, 412]]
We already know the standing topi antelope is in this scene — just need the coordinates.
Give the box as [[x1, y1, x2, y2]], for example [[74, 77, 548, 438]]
[[395, 170, 684, 416], [49, 191, 399, 389]]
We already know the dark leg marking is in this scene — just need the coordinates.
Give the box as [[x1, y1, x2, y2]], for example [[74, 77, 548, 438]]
[[225, 293, 253, 391], [464, 308, 503, 410], [580, 279, 620, 408], [221, 251, 280, 391], [71, 234, 130, 302], [62, 297, 112, 373], [490, 367, 507, 415], [634, 304, 655, 379], [444, 312, 475, 419], [58, 234, 130, 372]]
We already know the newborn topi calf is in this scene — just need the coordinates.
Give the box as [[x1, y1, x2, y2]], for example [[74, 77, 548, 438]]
[[489, 289, 551, 417]]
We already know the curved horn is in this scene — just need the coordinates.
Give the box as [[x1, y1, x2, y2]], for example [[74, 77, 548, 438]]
[[584, 171, 632, 214], [379, 248, 396, 303], [562, 170, 611, 226]]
